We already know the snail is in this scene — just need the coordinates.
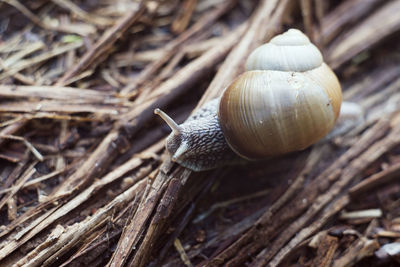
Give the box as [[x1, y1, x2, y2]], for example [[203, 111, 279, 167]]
[[154, 29, 343, 171]]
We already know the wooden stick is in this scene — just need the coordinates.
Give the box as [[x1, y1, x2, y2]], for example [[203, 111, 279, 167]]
[[349, 161, 400, 197], [327, 0, 400, 68], [56, 1, 147, 86]]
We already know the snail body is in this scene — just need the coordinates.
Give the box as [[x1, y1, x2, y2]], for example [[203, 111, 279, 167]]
[[155, 29, 342, 171]]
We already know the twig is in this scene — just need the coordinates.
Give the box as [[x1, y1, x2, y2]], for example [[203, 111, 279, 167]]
[[0, 163, 36, 212], [0, 134, 43, 161], [56, 1, 147, 86], [332, 236, 379, 267], [51, 0, 113, 26], [0, 41, 84, 81], [0, 85, 120, 102], [0, 118, 28, 148], [0, 141, 162, 261], [349, 161, 400, 197], [339, 209, 382, 220], [266, 122, 400, 266], [0, 168, 68, 195], [0, 41, 44, 70], [343, 63, 400, 101], [174, 238, 194, 267], [1, 0, 48, 29], [321, 0, 384, 44], [16, 179, 147, 267], [300, 0, 313, 39], [119, 0, 236, 96], [327, 0, 400, 68], [171, 0, 198, 34]]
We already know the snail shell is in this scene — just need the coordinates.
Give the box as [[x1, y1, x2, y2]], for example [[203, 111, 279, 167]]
[[218, 29, 342, 159]]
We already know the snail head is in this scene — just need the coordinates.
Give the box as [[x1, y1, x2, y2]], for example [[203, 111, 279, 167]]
[[154, 108, 189, 163]]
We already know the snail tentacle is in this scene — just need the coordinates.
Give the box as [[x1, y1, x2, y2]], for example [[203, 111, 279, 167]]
[[154, 108, 181, 135]]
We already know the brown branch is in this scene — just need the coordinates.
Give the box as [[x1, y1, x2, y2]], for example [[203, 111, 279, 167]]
[[332, 235, 379, 267], [15, 179, 147, 267], [56, 1, 147, 86], [349, 160, 400, 198], [327, 0, 400, 69], [300, 0, 313, 39], [0, 141, 162, 261], [321, 0, 384, 44], [0, 118, 27, 148], [171, 0, 198, 34], [0, 85, 118, 102], [119, 0, 236, 96]]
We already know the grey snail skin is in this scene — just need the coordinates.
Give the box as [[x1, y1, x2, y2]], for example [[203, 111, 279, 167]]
[[155, 29, 344, 172], [154, 99, 239, 171]]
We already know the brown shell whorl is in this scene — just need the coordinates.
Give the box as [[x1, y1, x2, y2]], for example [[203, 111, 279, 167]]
[[218, 29, 342, 159]]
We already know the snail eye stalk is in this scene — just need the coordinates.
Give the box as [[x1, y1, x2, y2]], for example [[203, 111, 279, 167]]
[[154, 108, 182, 135]]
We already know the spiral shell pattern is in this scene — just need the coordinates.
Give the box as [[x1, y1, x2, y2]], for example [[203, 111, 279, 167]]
[[219, 29, 342, 159]]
